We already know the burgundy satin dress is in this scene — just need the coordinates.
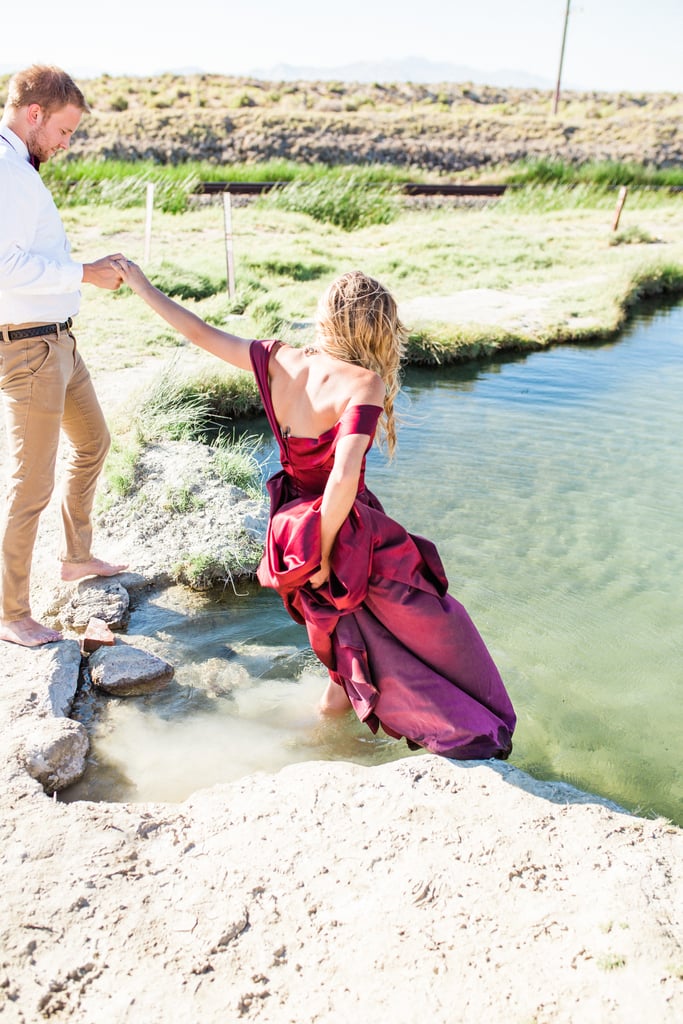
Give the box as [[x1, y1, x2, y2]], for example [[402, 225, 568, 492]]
[[251, 340, 516, 760]]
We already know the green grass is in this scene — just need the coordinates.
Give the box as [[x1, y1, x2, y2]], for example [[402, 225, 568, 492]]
[[172, 530, 265, 591], [144, 261, 221, 300], [42, 156, 683, 219], [132, 359, 260, 444], [505, 157, 683, 189], [100, 360, 263, 530], [258, 169, 402, 230], [212, 433, 264, 496], [64, 177, 683, 391], [42, 160, 201, 213], [98, 435, 142, 510], [163, 485, 206, 514], [609, 225, 660, 246], [41, 159, 416, 217]]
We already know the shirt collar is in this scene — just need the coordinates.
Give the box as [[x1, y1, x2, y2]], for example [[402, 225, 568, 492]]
[[0, 124, 30, 161]]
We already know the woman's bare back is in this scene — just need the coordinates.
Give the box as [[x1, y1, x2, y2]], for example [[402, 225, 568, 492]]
[[268, 343, 384, 439]]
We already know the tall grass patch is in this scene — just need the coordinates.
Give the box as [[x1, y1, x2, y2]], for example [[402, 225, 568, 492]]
[[258, 168, 402, 230], [42, 160, 200, 213], [134, 360, 260, 443], [506, 157, 683, 189]]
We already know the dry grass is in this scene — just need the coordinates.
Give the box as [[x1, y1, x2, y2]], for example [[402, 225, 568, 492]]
[[2, 72, 680, 173]]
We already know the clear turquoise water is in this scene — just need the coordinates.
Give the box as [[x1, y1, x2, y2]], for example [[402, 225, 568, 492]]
[[66, 299, 683, 823]]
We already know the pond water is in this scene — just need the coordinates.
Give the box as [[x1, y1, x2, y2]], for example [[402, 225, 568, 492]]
[[64, 299, 683, 826]]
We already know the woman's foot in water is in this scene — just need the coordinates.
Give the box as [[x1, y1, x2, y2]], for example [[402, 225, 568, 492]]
[[318, 680, 352, 716]]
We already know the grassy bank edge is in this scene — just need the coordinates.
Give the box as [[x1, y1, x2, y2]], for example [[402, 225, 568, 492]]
[[405, 262, 683, 364]]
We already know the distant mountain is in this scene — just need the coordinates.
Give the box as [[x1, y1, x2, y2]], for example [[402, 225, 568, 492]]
[[248, 56, 556, 90], [0, 57, 556, 90]]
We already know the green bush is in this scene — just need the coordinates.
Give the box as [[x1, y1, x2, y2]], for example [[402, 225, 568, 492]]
[[609, 225, 660, 246]]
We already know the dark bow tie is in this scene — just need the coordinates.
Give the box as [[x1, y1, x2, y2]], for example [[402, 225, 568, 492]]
[[29, 152, 41, 172]]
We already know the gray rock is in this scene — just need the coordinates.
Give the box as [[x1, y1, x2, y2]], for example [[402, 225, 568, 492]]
[[0, 639, 81, 720], [23, 717, 89, 794], [88, 643, 174, 696], [60, 578, 130, 630], [242, 508, 268, 543], [40, 640, 83, 717]]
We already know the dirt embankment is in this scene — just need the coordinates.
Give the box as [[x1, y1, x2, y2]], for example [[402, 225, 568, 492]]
[[14, 73, 680, 171]]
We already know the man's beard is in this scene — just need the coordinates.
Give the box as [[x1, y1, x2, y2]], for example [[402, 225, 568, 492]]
[[26, 126, 48, 163]]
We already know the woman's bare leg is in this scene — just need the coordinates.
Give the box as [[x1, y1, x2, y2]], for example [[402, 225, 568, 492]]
[[319, 678, 352, 715]]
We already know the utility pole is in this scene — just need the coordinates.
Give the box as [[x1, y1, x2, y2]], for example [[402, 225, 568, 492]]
[[552, 0, 571, 115]]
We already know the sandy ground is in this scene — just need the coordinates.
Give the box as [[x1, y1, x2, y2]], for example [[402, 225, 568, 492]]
[[1, 749, 681, 1024], [1, 292, 681, 1023]]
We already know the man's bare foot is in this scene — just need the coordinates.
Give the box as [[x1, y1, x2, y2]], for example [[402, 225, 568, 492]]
[[319, 680, 352, 716], [60, 557, 128, 582], [0, 616, 63, 647]]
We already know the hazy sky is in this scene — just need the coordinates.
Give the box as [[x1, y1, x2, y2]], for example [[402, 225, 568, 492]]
[[5, 0, 681, 93]]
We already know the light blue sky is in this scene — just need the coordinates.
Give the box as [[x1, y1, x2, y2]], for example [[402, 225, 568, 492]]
[[6, 0, 681, 92]]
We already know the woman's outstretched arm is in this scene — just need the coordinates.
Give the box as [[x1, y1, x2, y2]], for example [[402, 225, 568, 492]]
[[113, 257, 253, 372]]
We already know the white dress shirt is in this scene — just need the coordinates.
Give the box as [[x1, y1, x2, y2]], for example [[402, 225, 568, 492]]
[[0, 125, 84, 325]]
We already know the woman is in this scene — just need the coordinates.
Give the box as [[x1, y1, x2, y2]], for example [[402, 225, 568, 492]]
[[113, 260, 516, 760]]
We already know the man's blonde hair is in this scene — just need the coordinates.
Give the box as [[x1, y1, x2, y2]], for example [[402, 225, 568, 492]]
[[5, 64, 89, 116], [316, 271, 406, 457]]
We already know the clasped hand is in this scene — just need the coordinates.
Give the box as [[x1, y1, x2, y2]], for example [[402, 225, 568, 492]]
[[82, 253, 129, 290], [308, 557, 330, 590]]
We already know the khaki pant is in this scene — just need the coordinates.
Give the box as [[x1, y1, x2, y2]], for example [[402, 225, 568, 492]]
[[0, 323, 110, 621]]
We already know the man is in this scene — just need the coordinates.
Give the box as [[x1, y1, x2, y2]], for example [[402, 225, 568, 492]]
[[0, 65, 127, 647]]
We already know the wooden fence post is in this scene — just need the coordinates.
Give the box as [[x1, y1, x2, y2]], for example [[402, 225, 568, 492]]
[[223, 192, 236, 299], [144, 182, 155, 263], [612, 186, 628, 232]]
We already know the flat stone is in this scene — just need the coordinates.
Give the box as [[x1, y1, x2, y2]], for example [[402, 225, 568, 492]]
[[88, 643, 174, 696]]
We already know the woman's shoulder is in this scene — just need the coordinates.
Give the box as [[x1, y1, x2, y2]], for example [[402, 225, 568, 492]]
[[351, 368, 385, 407]]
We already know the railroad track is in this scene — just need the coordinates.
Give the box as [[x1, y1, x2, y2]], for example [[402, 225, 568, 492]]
[[194, 181, 683, 196], [195, 181, 509, 196]]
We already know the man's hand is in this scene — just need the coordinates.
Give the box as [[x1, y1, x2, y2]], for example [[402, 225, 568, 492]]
[[82, 253, 125, 290]]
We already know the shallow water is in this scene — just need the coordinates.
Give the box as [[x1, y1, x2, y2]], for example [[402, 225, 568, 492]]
[[64, 299, 683, 824]]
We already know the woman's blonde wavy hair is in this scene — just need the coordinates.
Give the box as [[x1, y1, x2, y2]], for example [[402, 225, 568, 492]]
[[315, 271, 406, 457]]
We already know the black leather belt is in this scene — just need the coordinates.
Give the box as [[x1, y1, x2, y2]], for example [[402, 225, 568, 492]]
[[5, 318, 73, 341]]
